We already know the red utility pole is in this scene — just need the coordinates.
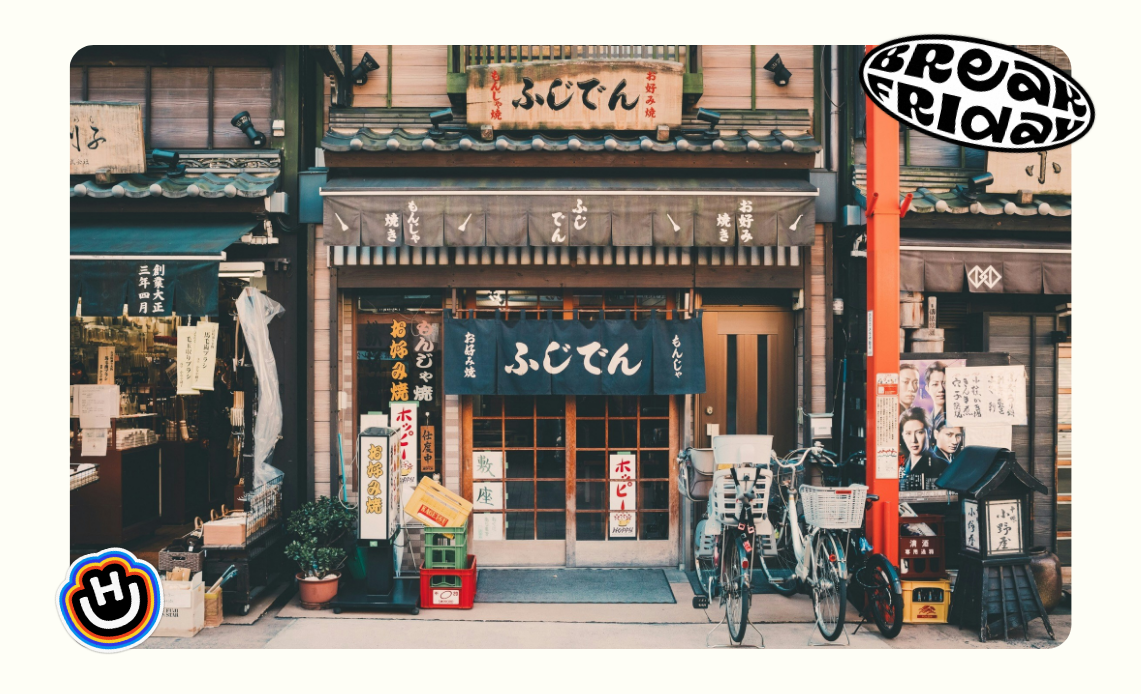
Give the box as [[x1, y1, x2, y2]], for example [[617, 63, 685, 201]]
[[864, 44, 901, 565]]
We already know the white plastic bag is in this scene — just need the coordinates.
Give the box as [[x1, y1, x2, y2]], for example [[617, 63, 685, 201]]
[[235, 287, 284, 489]]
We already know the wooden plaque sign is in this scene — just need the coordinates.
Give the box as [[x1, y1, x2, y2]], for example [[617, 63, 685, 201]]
[[70, 102, 146, 175], [467, 59, 682, 130]]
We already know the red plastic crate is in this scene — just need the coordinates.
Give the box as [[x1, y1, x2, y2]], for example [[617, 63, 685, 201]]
[[419, 555, 478, 609]]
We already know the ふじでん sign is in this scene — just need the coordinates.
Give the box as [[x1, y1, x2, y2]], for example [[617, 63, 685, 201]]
[[860, 36, 1093, 152]]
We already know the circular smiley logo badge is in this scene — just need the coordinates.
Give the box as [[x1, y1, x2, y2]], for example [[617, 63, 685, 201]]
[[57, 548, 163, 652]]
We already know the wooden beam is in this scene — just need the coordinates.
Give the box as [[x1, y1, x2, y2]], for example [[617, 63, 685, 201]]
[[323, 150, 817, 170], [901, 214, 1071, 233], [694, 264, 804, 288], [336, 264, 694, 289], [71, 199, 265, 215]]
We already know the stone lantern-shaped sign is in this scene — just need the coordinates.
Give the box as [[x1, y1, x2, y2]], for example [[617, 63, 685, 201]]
[[936, 446, 1054, 642]]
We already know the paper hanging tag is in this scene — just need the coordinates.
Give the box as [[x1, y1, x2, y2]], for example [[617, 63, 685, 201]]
[[177, 326, 199, 395], [193, 322, 220, 391]]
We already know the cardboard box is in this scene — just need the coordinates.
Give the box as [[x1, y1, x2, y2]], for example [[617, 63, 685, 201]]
[[154, 572, 205, 637], [203, 513, 247, 546], [404, 477, 472, 528]]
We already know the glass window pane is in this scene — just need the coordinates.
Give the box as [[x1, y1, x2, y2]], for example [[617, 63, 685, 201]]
[[505, 396, 534, 417], [475, 289, 508, 307], [1057, 503, 1071, 533], [577, 451, 606, 479], [640, 419, 670, 448], [640, 450, 670, 479], [640, 396, 669, 417], [641, 512, 669, 540], [577, 293, 604, 307], [640, 481, 669, 510], [537, 419, 565, 448], [577, 420, 606, 448], [1056, 538, 1071, 565], [576, 481, 606, 510], [505, 450, 534, 479], [506, 481, 534, 509], [538, 294, 563, 307], [472, 395, 502, 417], [536, 395, 565, 417], [537, 482, 566, 509], [577, 395, 605, 418], [504, 419, 534, 447], [537, 512, 566, 539], [608, 396, 638, 417], [576, 513, 605, 540], [605, 291, 636, 307], [1057, 468, 1071, 495], [638, 293, 667, 308], [506, 512, 534, 540], [537, 450, 566, 478], [472, 419, 502, 448], [609, 420, 637, 448]]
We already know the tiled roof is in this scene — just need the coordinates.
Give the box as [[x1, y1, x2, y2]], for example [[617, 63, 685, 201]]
[[853, 166, 1070, 217], [321, 127, 821, 155], [71, 171, 279, 200]]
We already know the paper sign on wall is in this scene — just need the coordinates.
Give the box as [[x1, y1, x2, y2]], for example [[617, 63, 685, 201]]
[[81, 428, 109, 457], [986, 500, 1022, 555], [874, 373, 899, 480], [177, 326, 198, 395], [966, 425, 1013, 450], [97, 346, 115, 385], [946, 366, 1028, 427], [390, 402, 419, 511], [77, 384, 118, 429], [610, 480, 636, 511], [472, 481, 504, 511], [192, 322, 219, 391], [472, 450, 504, 480], [472, 512, 504, 541], [609, 453, 635, 480], [963, 500, 980, 552], [609, 511, 637, 538]]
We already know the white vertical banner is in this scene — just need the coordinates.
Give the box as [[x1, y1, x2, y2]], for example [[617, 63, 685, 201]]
[[176, 325, 198, 395], [192, 322, 219, 391], [390, 401, 419, 512], [472, 512, 504, 541], [359, 431, 393, 541], [97, 346, 115, 385], [472, 481, 504, 510], [874, 373, 899, 480], [609, 480, 636, 511]]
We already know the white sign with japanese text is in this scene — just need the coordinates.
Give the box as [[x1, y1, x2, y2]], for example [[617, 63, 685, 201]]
[[947, 366, 1028, 427], [177, 326, 199, 395], [609, 453, 635, 480], [97, 346, 115, 385], [875, 373, 899, 479], [390, 402, 419, 511], [70, 102, 146, 175], [472, 512, 504, 542], [986, 499, 1022, 556], [192, 322, 219, 391], [610, 480, 636, 512], [963, 500, 980, 553], [359, 431, 396, 541], [472, 451, 505, 480], [473, 481, 504, 511], [609, 511, 637, 538]]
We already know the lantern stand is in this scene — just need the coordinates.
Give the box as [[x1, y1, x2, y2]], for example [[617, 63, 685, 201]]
[[331, 427, 421, 614], [936, 446, 1054, 642]]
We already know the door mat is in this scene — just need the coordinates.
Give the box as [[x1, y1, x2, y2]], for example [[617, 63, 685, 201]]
[[685, 569, 795, 596], [476, 568, 676, 604]]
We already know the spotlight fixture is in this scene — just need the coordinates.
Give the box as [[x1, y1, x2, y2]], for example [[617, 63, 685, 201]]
[[231, 111, 266, 148], [955, 172, 994, 201], [763, 53, 792, 87], [681, 108, 721, 140], [351, 52, 380, 85], [427, 108, 464, 138], [151, 149, 185, 177]]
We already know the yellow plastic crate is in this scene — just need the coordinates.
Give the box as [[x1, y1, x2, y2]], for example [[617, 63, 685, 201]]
[[404, 477, 473, 528], [902, 579, 951, 624]]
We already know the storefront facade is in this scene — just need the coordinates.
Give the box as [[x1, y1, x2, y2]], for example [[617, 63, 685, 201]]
[[304, 45, 839, 567]]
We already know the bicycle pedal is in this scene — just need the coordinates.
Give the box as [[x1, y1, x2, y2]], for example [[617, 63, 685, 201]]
[[692, 595, 710, 609]]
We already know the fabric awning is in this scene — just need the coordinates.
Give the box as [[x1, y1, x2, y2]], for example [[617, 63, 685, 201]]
[[900, 237, 1071, 295], [70, 219, 256, 316], [321, 177, 818, 249]]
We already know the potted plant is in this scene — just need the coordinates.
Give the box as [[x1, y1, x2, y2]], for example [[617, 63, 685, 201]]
[[283, 496, 355, 609]]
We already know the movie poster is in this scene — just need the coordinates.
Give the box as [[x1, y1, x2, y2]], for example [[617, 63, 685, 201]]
[[898, 359, 965, 491]]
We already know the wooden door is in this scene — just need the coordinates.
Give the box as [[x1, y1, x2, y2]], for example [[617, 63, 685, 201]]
[[696, 310, 796, 456]]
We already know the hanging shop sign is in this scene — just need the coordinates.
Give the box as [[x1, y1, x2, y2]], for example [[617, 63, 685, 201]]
[[359, 428, 400, 541], [70, 102, 146, 175], [467, 60, 682, 130], [946, 365, 1028, 427], [444, 311, 705, 396], [390, 401, 419, 511]]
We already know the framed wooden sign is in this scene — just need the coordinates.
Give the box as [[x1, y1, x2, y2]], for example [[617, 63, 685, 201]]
[[70, 102, 146, 175], [467, 59, 682, 130]]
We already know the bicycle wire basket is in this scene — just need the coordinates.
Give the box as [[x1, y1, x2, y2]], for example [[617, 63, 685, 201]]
[[799, 484, 868, 529], [710, 466, 774, 536]]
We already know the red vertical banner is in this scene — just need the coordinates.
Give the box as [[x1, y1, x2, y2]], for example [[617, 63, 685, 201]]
[[864, 44, 901, 566]]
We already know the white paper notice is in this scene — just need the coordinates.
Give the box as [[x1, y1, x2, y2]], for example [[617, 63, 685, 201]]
[[81, 428, 109, 457], [472, 512, 504, 541], [176, 326, 198, 395], [609, 511, 637, 538], [78, 385, 118, 429], [390, 402, 419, 512], [472, 450, 505, 480], [874, 373, 899, 480], [963, 500, 980, 552], [472, 481, 504, 510], [966, 425, 1013, 450], [946, 365, 1028, 426], [609, 480, 636, 511], [193, 322, 219, 391], [609, 453, 635, 480], [97, 346, 115, 385]]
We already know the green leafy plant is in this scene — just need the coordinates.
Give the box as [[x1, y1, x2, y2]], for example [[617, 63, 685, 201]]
[[283, 496, 355, 579]]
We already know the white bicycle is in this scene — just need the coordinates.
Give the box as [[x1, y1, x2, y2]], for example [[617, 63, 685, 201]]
[[759, 446, 868, 642]]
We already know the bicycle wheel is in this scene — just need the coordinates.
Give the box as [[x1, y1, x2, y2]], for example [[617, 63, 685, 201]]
[[765, 504, 800, 596], [724, 535, 750, 644], [864, 555, 903, 639], [811, 531, 846, 642]]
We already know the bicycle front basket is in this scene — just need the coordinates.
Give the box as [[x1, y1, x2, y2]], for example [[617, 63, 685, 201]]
[[799, 484, 868, 529]]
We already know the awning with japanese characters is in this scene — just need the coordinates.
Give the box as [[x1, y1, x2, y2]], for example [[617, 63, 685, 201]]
[[900, 237, 1071, 295], [443, 310, 706, 396], [70, 218, 256, 316], [321, 177, 817, 249]]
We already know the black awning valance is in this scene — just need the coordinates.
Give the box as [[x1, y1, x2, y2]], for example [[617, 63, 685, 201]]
[[900, 238, 1071, 295], [321, 177, 818, 249]]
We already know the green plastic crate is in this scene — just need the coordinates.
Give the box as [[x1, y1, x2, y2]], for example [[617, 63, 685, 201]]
[[423, 521, 469, 569]]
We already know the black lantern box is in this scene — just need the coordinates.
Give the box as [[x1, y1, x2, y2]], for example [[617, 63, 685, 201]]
[[936, 446, 1055, 642]]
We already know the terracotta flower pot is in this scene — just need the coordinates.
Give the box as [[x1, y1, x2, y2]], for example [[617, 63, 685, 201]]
[[297, 572, 340, 609]]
